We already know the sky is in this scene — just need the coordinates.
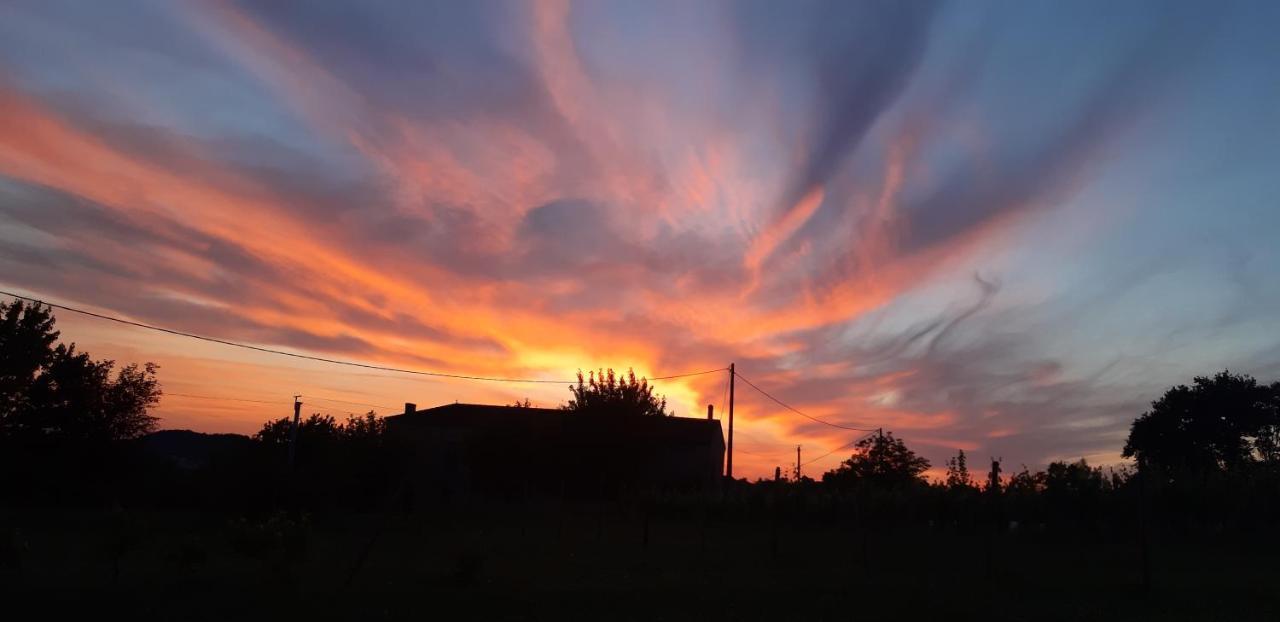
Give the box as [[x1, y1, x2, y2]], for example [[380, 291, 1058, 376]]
[[1, 0, 1279, 479]]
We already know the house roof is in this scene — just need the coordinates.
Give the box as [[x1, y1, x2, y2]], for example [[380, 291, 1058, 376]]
[[385, 402, 724, 447]]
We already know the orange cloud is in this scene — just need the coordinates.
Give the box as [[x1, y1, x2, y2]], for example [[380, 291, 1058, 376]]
[[0, 2, 1137, 482]]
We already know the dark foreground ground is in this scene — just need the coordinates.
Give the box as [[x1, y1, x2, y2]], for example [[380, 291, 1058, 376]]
[[3, 506, 1276, 621]]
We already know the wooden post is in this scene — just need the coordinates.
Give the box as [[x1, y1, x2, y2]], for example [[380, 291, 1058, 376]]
[[987, 457, 1003, 590], [288, 396, 302, 469], [726, 363, 735, 479]]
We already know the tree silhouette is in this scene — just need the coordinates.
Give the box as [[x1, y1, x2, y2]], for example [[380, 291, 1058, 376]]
[[254, 413, 342, 446], [341, 412, 386, 442], [1123, 370, 1279, 478], [944, 449, 975, 490], [0, 300, 160, 441], [563, 368, 669, 417], [253, 412, 387, 458], [823, 432, 930, 489], [0, 300, 59, 428], [1254, 384, 1280, 464], [1004, 465, 1044, 495]]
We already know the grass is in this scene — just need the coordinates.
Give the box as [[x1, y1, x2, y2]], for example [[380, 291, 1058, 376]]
[[3, 506, 1277, 621]]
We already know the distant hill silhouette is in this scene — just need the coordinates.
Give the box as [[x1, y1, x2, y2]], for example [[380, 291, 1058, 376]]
[[137, 430, 254, 470]]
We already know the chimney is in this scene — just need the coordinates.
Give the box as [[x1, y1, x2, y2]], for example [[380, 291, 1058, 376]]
[[404, 402, 417, 416], [707, 404, 714, 420]]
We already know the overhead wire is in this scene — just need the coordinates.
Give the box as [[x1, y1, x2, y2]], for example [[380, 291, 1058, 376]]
[[166, 392, 289, 405], [800, 431, 879, 468], [649, 367, 728, 381], [163, 391, 399, 414], [1, 290, 723, 385], [732, 369, 879, 432], [721, 371, 729, 417], [733, 447, 788, 458], [302, 395, 398, 411]]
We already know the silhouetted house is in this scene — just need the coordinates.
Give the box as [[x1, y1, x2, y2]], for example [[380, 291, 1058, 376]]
[[385, 403, 724, 499]]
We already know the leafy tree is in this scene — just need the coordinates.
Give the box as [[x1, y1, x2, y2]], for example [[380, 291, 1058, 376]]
[[563, 368, 669, 417], [254, 413, 342, 446], [251, 411, 396, 508], [1256, 384, 1280, 464], [823, 432, 930, 489], [254, 412, 387, 449], [0, 300, 160, 441], [944, 449, 975, 490], [509, 398, 533, 408], [1123, 371, 1278, 477], [1105, 465, 1134, 490], [1043, 459, 1105, 497], [0, 300, 59, 426], [1004, 465, 1045, 495], [341, 412, 386, 442]]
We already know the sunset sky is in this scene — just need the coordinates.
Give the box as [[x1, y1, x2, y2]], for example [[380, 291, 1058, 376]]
[[2, 0, 1279, 479]]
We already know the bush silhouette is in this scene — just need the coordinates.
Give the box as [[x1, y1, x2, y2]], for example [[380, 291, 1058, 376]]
[[823, 432, 930, 490], [564, 368, 669, 417]]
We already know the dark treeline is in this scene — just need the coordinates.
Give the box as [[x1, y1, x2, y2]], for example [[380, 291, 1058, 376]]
[[0, 300, 396, 513], [732, 371, 1280, 537]]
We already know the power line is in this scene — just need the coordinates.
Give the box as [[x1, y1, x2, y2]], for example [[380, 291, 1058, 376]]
[[162, 390, 396, 412], [734, 430, 794, 447], [169, 391, 395, 414], [800, 431, 878, 468], [650, 367, 727, 381], [166, 392, 288, 405], [1, 290, 722, 385], [302, 394, 398, 411], [308, 409, 363, 418], [733, 370, 879, 432], [721, 371, 730, 419]]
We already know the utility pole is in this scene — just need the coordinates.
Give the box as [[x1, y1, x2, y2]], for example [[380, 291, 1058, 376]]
[[795, 445, 801, 480], [726, 363, 735, 479], [288, 395, 302, 470]]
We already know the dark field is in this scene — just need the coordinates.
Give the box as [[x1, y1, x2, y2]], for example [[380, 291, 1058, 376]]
[[5, 506, 1277, 621]]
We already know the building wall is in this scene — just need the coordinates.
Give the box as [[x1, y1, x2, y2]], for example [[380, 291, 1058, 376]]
[[387, 409, 723, 500]]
